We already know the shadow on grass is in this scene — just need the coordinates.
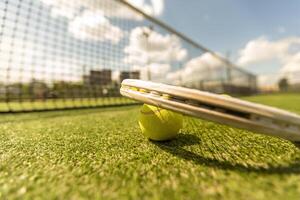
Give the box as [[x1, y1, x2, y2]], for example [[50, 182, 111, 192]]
[[152, 133, 300, 175]]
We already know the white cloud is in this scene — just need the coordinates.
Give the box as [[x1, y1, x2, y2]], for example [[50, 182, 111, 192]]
[[257, 72, 300, 88], [280, 52, 300, 84], [69, 10, 123, 43], [166, 52, 224, 84], [0, 37, 82, 83], [39, 0, 127, 43], [126, 0, 164, 16], [281, 52, 300, 73], [257, 74, 280, 87], [124, 26, 187, 65], [165, 70, 182, 85], [88, 0, 144, 21], [38, 0, 166, 43], [132, 63, 171, 81], [237, 36, 300, 85], [39, 0, 91, 19], [238, 37, 289, 65], [51, 6, 77, 19], [123, 26, 187, 82], [237, 37, 300, 66], [39, 0, 164, 21]]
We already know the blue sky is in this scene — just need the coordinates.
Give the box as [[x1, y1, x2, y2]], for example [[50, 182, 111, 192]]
[[152, 0, 300, 85], [160, 0, 300, 61], [1, 0, 300, 85]]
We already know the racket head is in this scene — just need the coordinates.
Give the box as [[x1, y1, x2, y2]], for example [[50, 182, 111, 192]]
[[120, 79, 300, 142]]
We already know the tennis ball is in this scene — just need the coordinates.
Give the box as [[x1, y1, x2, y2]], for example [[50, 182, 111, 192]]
[[221, 94, 231, 98], [130, 87, 138, 91], [139, 89, 148, 93], [138, 104, 183, 141], [162, 94, 171, 99]]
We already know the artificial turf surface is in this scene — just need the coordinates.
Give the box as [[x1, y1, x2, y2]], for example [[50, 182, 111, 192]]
[[0, 97, 135, 112], [1, 93, 300, 199]]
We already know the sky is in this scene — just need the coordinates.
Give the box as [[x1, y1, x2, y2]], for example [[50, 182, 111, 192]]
[[161, 0, 300, 57], [1, 0, 300, 86], [158, 0, 300, 85]]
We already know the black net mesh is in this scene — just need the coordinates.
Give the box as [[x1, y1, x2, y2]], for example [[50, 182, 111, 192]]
[[0, 0, 256, 112]]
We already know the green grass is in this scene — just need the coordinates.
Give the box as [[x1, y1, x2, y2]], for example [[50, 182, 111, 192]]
[[0, 97, 135, 112], [242, 93, 300, 113], [1, 93, 300, 199]]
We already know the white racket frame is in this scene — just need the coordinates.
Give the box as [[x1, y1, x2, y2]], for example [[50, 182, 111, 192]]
[[120, 79, 300, 142]]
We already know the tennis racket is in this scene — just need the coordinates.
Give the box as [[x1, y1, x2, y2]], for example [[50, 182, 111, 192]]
[[120, 79, 300, 142]]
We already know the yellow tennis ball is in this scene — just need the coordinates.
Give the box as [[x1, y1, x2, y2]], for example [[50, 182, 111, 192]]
[[130, 87, 138, 91], [221, 94, 231, 98], [138, 104, 183, 141], [162, 94, 171, 99]]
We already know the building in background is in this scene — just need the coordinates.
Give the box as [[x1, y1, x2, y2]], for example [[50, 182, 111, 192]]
[[0, 0, 258, 113], [119, 71, 140, 82], [83, 70, 112, 86]]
